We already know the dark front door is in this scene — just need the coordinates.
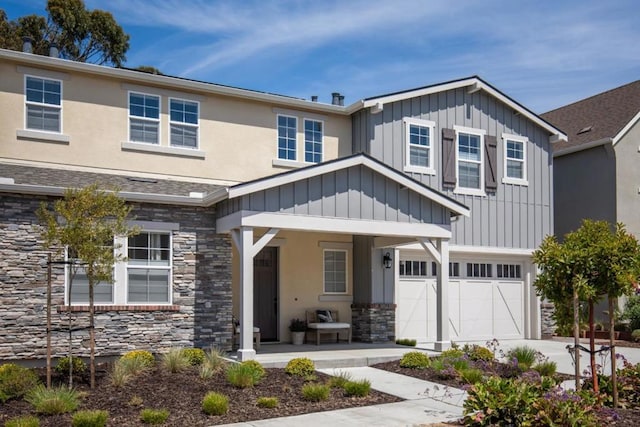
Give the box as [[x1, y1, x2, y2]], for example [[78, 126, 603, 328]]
[[254, 246, 278, 341]]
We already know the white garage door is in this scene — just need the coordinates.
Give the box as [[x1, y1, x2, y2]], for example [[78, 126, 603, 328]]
[[396, 260, 525, 342]]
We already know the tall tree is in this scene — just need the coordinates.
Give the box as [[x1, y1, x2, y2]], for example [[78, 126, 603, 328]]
[[1, 0, 129, 66], [38, 184, 136, 388]]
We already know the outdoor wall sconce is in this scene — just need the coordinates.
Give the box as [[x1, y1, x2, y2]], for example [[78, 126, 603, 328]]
[[383, 252, 392, 269]]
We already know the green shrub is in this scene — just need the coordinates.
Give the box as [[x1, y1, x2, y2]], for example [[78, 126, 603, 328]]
[[460, 368, 484, 385], [285, 357, 315, 377], [440, 347, 464, 359], [506, 345, 538, 370], [4, 415, 40, 427], [120, 350, 155, 368], [0, 363, 40, 403], [301, 383, 330, 402], [256, 396, 279, 408], [622, 295, 640, 330], [26, 385, 79, 415], [632, 329, 640, 342], [343, 379, 371, 397], [226, 361, 265, 388], [182, 348, 206, 366], [462, 344, 495, 362], [327, 371, 352, 389], [395, 338, 417, 347], [450, 357, 469, 372], [531, 387, 599, 426], [533, 360, 557, 377], [109, 360, 133, 387], [55, 356, 87, 376], [71, 410, 108, 427], [161, 348, 190, 373], [399, 351, 430, 369], [202, 392, 228, 415], [140, 408, 170, 425], [463, 377, 540, 425], [242, 360, 266, 378]]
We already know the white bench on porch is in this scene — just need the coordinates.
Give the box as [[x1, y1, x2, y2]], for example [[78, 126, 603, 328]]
[[305, 309, 352, 345]]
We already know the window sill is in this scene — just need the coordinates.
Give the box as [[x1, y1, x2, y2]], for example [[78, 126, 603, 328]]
[[272, 158, 307, 169], [17, 129, 70, 144], [502, 177, 529, 186], [404, 165, 436, 175], [122, 141, 205, 159], [453, 187, 486, 197], [56, 304, 180, 313]]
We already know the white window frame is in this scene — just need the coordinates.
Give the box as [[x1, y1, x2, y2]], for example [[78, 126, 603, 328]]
[[403, 117, 436, 175], [128, 91, 161, 145], [453, 125, 486, 196], [277, 114, 298, 161], [64, 231, 173, 306], [502, 133, 529, 186], [169, 97, 199, 150], [24, 75, 62, 134], [323, 249, 347, 294], [304, 118, 324, 164]]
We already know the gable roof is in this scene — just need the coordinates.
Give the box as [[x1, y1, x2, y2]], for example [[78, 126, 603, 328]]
[[541, 80, 640, 156], [357, 76, 567, 141], [225, 153, 470, 218]]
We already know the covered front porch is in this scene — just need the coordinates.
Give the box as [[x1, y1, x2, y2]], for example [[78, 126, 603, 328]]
[[215, 154, 470, 360]]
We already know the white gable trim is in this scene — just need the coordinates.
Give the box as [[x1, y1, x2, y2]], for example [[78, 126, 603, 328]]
[[217, 210, 452, 238], [227, 155, 470, 217], [362, 77, 566, 142], [612, 110, 640, 146]]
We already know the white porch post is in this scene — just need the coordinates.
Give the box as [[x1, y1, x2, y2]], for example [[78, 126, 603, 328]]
[[434, 238, 450, 351], [236, 226, 256, 361]]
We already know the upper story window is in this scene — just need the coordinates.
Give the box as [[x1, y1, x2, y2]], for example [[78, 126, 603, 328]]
[[404, 118, 435, 174], [502, 134, 528, 186], [324, 249, 346, 293], [129, 92, 160, 144], [454, 126, 486, 196], [169, 98, 199, 149], [278, 115, 297, 161], [304, 119, 323, 163], [25, 76, 62, 133]]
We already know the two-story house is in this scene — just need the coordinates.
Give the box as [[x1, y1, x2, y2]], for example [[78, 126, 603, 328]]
[[0, 45, 565, 361]]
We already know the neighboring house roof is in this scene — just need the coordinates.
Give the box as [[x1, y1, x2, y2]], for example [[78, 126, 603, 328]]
[[542, 80, 640, 156], [361, 76, 567, 141], [226, 153, 470, 218], [0, 163, 224, 206]]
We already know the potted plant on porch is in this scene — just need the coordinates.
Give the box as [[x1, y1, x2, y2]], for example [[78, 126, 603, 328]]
[[289, 318, 307, 345]]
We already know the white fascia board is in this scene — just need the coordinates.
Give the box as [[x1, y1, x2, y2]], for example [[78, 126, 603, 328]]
[[552, 137, 612, 158], [612, 111, 640, 146], [362, 77, 566, 140], [1, 49, 348, 116], [228, 155, 470, 217], [217, 210, 452, 239], [397, 242, 534, 257], [0, 183, 217, 207]]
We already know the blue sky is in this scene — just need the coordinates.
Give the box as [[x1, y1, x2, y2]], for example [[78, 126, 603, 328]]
[[3, 0, 639, 112]]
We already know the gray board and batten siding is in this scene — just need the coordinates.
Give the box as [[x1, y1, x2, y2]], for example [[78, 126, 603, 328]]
[[216, 164, 451, 227], [352, 86, 554, 249]]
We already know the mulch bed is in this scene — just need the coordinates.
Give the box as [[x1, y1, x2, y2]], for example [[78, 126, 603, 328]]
[[1, 365, 401, 426]]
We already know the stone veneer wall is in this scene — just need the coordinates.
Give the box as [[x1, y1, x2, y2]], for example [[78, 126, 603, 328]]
[[350, 303, 396, 342], [0, 194, 232, 360], [541, 301, 556, 338]]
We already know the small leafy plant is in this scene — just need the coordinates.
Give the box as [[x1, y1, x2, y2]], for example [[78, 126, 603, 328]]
[[395, 338, 417, 347], [182, 348, 206, 366], [462, 344, 495, 362], [399, 351, 430, 369], [0, 363, 40, 403], [289, 318, 307, 332], [533, 360, 557, 377], [226, 361, 265, 388], [202, 392, 229, 415], [140, 408, 170, 424], [121, 350, 155, 368], [328, 370, 353, 388], [55, 356, 87, 376], [301, 383, 330, 401], [285, 357, 315, 377], [343, 379, 371, 397], [256, 396, 279, 408], [459, 368, 484, 385], [4, 415, 40, 427], [26, 385, 80, 414], [71, 409, 109, 427]]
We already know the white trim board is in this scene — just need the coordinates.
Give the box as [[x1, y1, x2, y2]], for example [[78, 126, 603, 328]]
[[397, 243, 534, 256]]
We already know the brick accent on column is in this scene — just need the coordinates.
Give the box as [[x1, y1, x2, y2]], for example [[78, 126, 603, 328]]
[[350, 303, 396, 343]]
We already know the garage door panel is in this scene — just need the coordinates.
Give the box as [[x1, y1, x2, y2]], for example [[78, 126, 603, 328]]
[[448, 281, 461, 338], [493, 283, 523, 337], [397, 280, 430, 341]]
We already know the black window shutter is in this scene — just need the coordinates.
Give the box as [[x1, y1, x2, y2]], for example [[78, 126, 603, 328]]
[[485, 135, 498, 191], [442, 128, 456, 187]]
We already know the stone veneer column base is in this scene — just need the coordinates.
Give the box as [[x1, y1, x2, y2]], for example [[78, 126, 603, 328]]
[[541, 301, 557, 338], [350, 303, 396, 343]]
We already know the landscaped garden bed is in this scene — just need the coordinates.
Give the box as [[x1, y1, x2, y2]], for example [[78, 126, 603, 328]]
[[1, 349, 400, 426]]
